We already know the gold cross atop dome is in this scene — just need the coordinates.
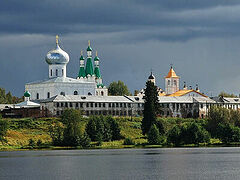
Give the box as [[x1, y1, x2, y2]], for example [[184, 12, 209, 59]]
[[81, 50, 83, 56], [96, 51, 98, 56], [88, 40, 90, 46], [56, 35, 59, 45]]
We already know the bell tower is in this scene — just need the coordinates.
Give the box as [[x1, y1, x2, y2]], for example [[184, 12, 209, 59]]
[[165, 66, 179, 95]]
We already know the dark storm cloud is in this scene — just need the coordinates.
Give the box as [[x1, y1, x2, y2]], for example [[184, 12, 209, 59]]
[[1, 0, 240, 97], [1, 0, 240, 41]]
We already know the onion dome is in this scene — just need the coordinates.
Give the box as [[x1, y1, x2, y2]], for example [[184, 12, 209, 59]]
[[94, 51, 99, 61], [45, 35, 69, 65], [24, 91, 31, 97], [80, 54, 84, 60], [148, 72, 155, 80]]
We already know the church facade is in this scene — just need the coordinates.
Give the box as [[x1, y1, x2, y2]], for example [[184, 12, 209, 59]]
[[25, 36, 108, 100]]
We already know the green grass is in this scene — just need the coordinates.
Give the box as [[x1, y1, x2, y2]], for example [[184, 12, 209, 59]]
[[0, 116, 230, 151]]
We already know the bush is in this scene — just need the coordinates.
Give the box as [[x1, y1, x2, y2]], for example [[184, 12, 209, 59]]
[[181, 123, 210, 145], [107, 116, 121, 140], [86, 116, 122, 142], [217, 123, 240, 143], [28, 139, 35, 147], [167, 125, 182, 146], [147, 124, 161, 145], [37, 139, 42, 146], [49, 121, 64, 146], [0, 119, 9, 143], [207, 106, 231, 137], [167, 123, 210, 146], [123, 137, 135, 145]]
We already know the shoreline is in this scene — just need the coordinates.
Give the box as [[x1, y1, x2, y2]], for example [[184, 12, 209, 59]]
[[1, 143, 240, 152]]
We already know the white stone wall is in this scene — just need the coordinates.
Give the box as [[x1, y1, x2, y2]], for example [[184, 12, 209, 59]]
[[26, 81, 96, 100]]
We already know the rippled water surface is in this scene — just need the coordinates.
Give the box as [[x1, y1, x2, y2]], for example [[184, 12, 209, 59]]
[[1, 147, 240, 180]]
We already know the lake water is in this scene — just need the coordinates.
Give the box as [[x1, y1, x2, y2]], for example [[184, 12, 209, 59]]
[[0, 147, 240, 180]]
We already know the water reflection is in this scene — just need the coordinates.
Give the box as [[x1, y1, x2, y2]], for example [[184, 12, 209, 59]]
[[0, 148, 240, 180]]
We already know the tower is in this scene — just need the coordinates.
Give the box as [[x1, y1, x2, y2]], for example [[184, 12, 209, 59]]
[[165, 66, 179, 95], [94, 51, 102, 85], [45, 35, 69, 79], [85, 40, 94, 76], [148, 71, 156, 85], [78, 50, 86, 78]]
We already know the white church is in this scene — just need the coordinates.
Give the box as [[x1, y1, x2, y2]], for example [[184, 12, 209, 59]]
[[25, 36, 108, 100]]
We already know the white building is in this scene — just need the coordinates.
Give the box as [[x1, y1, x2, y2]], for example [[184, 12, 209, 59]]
[[25, 36, 108, 100]]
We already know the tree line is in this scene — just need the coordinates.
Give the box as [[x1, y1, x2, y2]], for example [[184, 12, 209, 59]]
[[141, 81, 240, 146], [0, 87, 23, 104]]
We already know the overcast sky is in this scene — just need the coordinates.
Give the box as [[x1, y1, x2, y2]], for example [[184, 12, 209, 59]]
[[1, 0, 240, 97]]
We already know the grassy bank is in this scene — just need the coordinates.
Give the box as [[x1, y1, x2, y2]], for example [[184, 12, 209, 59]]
[[0, 117, 236, 151]]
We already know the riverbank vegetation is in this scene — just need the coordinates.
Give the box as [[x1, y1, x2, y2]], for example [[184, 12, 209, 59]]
[[1, 106, 240, 150]]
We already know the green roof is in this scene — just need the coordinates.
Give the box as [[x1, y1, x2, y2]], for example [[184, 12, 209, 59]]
[[87, 46, 92, 51], [85, 57, 94, 75], [94, 67, 101, 78], [94, 56, 99, 61], [24, 91, 31, 97], [80, 55, 84, 60], [97, 83, 104, 88], [78, 67, 86, 78]]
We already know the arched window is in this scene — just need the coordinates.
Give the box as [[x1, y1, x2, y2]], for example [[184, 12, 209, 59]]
[[74, 91, 78, 95], [36, 93, 39, 99], [47, 92, 50, 98], [96, 91, 98, 96], [174, 80, 177, 86], [51, 70, 52, 77], [168, 80, 170, 85], [62, 69, 64, 76], [88, 92, 92, 96], [56, 69, 58, 76], [101, 91, 104, 96]]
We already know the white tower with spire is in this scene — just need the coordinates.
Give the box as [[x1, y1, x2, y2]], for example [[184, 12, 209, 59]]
[[45, 35, 69, 78], [165, 66, 180, 95]]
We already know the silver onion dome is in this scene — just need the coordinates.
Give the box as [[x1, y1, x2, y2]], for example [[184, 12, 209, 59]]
[[45, 36, 69, 65]]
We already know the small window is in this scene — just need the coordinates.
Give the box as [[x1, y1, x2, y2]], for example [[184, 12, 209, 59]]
[[56, 69, 58, 76], [88, 92, 92, 96], [74, 91, 78, 95], [62, 69, 64, 76], [36, 93, 39, 99], [47, 92, 50, 98], [168, 80, 170, 85], [51, 70, 52, 77], [174, 80, 177, 86], [101, 91, 104, 96], [60, 92, 65, 96]]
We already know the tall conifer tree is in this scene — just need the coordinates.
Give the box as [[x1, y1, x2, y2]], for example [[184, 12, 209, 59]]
[[141, 81, 159, 135]]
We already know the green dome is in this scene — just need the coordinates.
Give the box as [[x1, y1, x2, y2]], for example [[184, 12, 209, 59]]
[[80, 55, 84, 60], [24, 91, 31, 97], [94, 56, 99, 61], [87, 46, 92, 51]]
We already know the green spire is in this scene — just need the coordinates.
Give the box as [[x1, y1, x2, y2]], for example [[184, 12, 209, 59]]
[[94, 67, 101, 78], [85, 57, 94, 76], [78, 50, 86, 78], [78, 67, 86, 78]]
